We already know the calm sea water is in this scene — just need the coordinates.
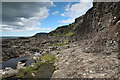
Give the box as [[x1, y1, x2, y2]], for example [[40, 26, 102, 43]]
[[1, 36, 18, 39]]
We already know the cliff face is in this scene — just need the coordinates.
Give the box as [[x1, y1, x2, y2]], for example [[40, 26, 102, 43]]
[[76, 2, 120, 37], [74, 2, 120, 53]]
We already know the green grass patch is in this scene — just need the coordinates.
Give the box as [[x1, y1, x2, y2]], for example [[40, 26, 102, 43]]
[[63, 39, 69, 42], [16, 55, 58, 78], [50, 44, 55, 46], [40, 55, 59, 62], [49, 29, 73, 37], [65, 31, 73, 36]]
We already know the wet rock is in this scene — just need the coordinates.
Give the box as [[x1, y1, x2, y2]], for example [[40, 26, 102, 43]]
[[17, 59, 27, 69]]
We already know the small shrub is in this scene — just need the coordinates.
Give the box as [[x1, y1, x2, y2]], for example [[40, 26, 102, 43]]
[[50, 44, 55, 46]]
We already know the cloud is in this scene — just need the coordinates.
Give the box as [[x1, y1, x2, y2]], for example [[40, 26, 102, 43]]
[[52, 11, 59, 15], [59, 1, 93, 24], [58, 18, 74, 24], [2, 2, 54, 31], [1, 24, 51, 32], [61, 13, 65, 16]]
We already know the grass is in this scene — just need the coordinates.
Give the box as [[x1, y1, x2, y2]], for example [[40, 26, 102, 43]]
[[16, 55, 58, 78], [63, 39, 69, 42], [50, 44, 55, 46], [56, 43, 68, 46], [40, 55, 59, 62], [50, 30, 73, 37], [65, 31, 73, 36]]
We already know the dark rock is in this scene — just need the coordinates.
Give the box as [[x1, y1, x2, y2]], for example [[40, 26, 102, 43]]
[[75, 2, 120, 53]]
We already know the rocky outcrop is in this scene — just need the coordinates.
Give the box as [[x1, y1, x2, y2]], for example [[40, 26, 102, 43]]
[[74, 2, 120, 54], [76, 2, 120, 38]]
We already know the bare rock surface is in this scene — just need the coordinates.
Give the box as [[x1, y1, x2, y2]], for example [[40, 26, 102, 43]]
[[52, 46, 119, 78]]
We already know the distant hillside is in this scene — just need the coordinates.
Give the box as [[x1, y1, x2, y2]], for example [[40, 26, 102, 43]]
[[33, 32, 48, 37]]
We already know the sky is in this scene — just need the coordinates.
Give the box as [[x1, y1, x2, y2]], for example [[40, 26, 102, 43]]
[[1, 0, 93, 37]]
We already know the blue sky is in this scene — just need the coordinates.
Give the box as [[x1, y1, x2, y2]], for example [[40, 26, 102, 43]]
[[1, 1, 93, 36]]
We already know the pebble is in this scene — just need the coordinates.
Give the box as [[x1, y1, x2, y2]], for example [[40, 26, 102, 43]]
[[83, 73, 87, 76]]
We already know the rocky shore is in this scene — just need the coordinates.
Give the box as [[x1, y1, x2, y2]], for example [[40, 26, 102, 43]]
[[1, 2, 120, 79]]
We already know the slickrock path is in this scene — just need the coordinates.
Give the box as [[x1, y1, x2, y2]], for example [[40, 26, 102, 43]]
[[52, 46, 119, 78]]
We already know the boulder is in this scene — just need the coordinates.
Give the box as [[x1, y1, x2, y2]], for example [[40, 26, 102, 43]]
[[1, 68, 17, 78]]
